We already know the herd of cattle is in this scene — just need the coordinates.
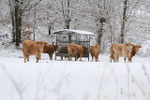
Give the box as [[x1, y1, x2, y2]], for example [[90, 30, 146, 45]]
[[22, 40, 141, 63]]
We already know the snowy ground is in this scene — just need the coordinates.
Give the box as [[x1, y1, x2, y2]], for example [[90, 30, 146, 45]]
[[0, 48, 150, 100]]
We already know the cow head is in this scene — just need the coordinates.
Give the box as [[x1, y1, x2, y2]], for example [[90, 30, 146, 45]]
[[36, 41, 44, 52], [129, 45, 141, 62], [133, 45, 141, 52], [132, 45, 141, 54], [44, 42, 48, 46]]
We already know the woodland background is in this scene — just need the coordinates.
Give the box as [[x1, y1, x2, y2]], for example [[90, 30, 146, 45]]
[[0, 0, 150, 55]]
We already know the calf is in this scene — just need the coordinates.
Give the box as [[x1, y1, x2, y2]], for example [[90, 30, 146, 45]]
[[22, 40, 44, 63], [68, 43, 84, 61], [90, 44, 100, 62]]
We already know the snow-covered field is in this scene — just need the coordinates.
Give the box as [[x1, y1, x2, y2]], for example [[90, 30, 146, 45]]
[[0, 48, 150, 100]]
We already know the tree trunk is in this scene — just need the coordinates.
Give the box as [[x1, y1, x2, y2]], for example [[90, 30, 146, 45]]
[[18, 12, 22, 43], [65, 0, 71, 43], [33, 7, 37, 41], [48, 25, 51, 35], [15, 0, 19, 47], [9, 0, 16, 43], [97, 23, 103, 45], [11, 11, 16, 42], [65, 0, 71, 29], [62, 0, 71, 29], [120, 0, 128, 44], [15, 0, 23, 47], [65, 19, 70, 29]]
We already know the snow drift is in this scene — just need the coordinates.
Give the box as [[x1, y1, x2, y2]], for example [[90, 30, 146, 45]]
[[0, 61, 150, 100]]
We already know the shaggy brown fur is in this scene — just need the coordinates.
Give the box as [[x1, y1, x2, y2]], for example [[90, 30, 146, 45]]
[[110, 43, 134, 62], [90, 44, 100, 62], [22, 40, 44, 63], [43, 42, 57, 60], [129, 45, 141, 62], [68, 43, 84, 61]]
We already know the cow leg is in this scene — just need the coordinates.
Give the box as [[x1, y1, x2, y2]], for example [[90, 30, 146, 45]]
[[113, 53, 117, 62], [24, 57, 26, 63], [49, 54, 52, 60], [91, 55, 93, 61], [128, 52, 131, 62], [113, 54, 117, 62], [114, 54, 119, 62], [129, 58, 132, 62], [114, 56, 116, 62], [95, 56, 98, 62], [110, 57, 115, 62], [39, 54, 42, 61], [68, 54, 71, 61], [26, 54, 29, 62], [127, 57, 130, 62], [112, 56, 115, 62], [23, 53, 27, 63], [36, 54, 41, 63], [124, 57, 126, 63], [68, 54, 72, 61], [36, 56, 39, 63], [110, 58, 112, 62], [50, 55, 53, 60], [128, 56, 132, 62], [68, 55, 70, 61], [75, 56, 77, 61], [113, 59, 115, 62], [80, 54, 83, 61], [110, 55, 113, 62], [117, 54, 120, 62], [39, 56, 41, 60], [38, 54, 41, 60], [76, 54, 79, 61], [117, 56, 119, 62], [128, 59, 131, 62], [70, 56, 72, 61], [114, 57, 116, 62]]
